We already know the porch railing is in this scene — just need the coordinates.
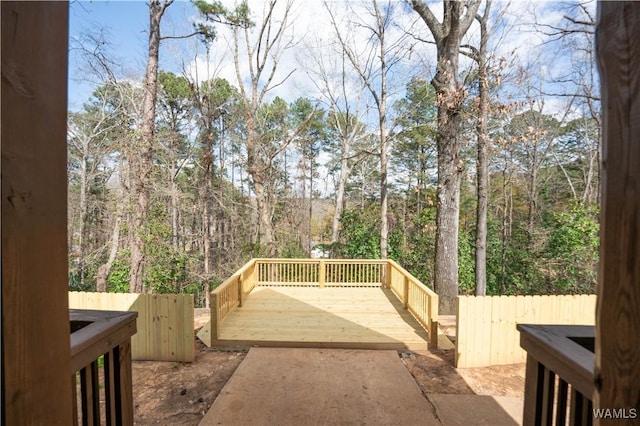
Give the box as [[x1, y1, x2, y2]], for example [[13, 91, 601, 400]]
[[518, 324, 595, 426], [387, 260, 439, 346], [70, 309, 137, 426], [256, 258, 385, 287], [209, 258, 439, 346]]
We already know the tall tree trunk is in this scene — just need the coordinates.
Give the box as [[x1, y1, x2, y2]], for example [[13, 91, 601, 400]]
[[475, 0, 492, 296], [434, 101, 463, 313], [308, 158, 314, 254], [171, 161, 179, 250], [327, 0, 393, 259], [253, 179, 276, 253], [231, 2, 295, 256], [130, 0, 172, 293], [527, 136, 539, 249], [332, 148, 350, 243], [376, 1, 389, 260], [411, 0, 481, 314], [77, 143, 89, 289], [202, 206, 211, 308], [201, 120, 214, 308], [500, 164, 510, 295], [96, 214, 121, 292]]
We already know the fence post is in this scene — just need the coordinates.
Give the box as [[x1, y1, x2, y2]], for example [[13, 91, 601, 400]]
[[319, 260, 325, 288]]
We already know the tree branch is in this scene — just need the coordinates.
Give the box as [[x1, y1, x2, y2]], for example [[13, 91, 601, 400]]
[[408, 0, 444, 43]]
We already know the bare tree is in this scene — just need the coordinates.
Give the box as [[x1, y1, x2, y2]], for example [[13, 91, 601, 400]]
[[473, 1, 491, 296], [68, 29, 127, 292], [326, 0, 406, 259], [459, 0, 505, 295], [67, 94, 121, 290], [409, 0, 481, 313], [303, 35, 370, 245], [230, 0, 315, 255], [534, 0, 600, 204]]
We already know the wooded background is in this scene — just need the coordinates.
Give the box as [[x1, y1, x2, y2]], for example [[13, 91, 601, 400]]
[[67, 0, 600, 311]]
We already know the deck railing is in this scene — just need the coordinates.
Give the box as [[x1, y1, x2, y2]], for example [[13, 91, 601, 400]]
[[387, 260, 439, 345], [70, 309, 137, 426], [518, 324, 595, 426], [209, 258, 439, 346], [210, 259, 257, 340], [256, 258, 385, 287]]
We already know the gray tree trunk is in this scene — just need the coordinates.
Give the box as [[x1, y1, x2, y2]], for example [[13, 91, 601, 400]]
[[411, 0, 481, 314], [475, 0, 492, 296], [130, 0, 172, 293]]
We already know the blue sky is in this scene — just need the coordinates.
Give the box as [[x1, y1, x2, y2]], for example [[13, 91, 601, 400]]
[[67, 0, 597, 118], [69, 0, 197, 110]]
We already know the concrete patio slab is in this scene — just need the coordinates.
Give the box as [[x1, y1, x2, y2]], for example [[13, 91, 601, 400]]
[[199, 348, 438, 425], [428, 394, 522, 425]]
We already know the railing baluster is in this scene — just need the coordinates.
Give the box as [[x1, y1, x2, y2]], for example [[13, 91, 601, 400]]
[[104, 348, 117, 425], [72, 373, 79, 426], [319, 260, 325, 288], [541, 368, 556, 425], [80, 361, 100, 425], [555, 379, 569, 425]]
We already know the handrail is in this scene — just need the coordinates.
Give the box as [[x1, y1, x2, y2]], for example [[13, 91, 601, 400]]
[[210, 259, 257, 340], [208, 258, 439, 347], [386, 260, 439, 346], [70, 309, 137, 426], [518, 324, 595, 425]]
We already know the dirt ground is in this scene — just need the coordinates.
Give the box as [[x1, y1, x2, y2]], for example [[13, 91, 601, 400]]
[[133, 340, 246, 425], [132, 340, 525, 425]]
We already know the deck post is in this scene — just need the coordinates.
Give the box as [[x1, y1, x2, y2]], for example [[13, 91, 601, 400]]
[[522, 355, 543, 426], [403, 276, 409, 309], [595, 3, 640, 417], [384, 261, 390, 288], [211, 292, 218, 340], [117, 341, 135, 425], [2, 2, 74, 423], [319, 260, 326, 288]]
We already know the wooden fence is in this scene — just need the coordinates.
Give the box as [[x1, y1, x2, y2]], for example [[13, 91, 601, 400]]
[[69, 292, 195, 362], [456, 295, 596, 368]]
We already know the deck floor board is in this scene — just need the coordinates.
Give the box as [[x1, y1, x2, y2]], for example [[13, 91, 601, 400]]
[[213, 286, 430, 350]]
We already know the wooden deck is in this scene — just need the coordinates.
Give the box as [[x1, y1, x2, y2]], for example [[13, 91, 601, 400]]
[[212, 286, 430, 350]]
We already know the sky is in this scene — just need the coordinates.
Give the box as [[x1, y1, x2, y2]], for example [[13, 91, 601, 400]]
[[68, 0, 597, 197], [69, 0, 193, 109], [69, 0, 347, 109], [68, 0, 598, 117]]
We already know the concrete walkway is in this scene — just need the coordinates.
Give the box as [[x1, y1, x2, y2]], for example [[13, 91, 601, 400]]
[[199, 348, 521, 426]]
